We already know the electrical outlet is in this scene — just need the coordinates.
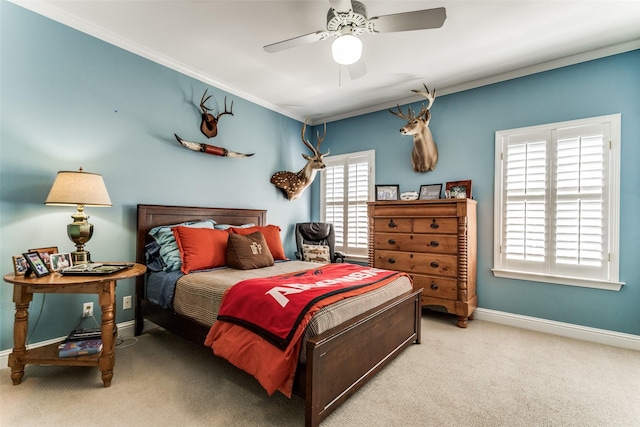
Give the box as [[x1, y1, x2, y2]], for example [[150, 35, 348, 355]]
[[123, 295, 132, 310], [82, 302, 93, 318]]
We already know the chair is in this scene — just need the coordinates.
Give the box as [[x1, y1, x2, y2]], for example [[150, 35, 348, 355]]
[[295, 222, 345, 263]]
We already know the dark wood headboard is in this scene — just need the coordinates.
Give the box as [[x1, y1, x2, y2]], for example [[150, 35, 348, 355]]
[[136, 204, 267, 267], [134, 204, 267, 334]]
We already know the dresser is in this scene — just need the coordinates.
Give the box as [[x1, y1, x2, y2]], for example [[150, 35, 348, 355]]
[[368, 199, 477, 327]]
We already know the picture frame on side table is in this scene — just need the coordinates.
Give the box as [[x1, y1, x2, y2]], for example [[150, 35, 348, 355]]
[[50, 252, 73, 272], [22, 251, 51, 277], [12, 255, 29, 276], [446, 180, 472, 199], [375, 185, 400, 201], [28, 246, 59, 269], [419, 184, 443, 200]]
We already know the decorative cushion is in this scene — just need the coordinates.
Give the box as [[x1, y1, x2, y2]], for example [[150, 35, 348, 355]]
[[226, 231, 274, 270], [302, 244, 331, 264], [172, 226, 229, 274], [229, 225, 287, 260], [149, 219, 216, 271]]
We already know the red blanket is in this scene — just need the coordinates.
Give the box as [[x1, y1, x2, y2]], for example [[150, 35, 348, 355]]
[[205, 263, 409, 396]]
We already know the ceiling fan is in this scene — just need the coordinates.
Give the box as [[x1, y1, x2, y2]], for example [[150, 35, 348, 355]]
[[263, 0, 446, 79]]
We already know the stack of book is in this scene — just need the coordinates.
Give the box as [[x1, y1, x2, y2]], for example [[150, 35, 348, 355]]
[[58, 327, 106, 358]]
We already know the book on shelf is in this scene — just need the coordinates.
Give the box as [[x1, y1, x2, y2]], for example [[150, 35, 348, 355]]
[[58, 339, 103, 358], [66, 325, 117, 341]]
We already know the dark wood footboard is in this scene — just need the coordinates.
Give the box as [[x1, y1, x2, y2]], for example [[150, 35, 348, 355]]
[[303, 289, 421, 427]]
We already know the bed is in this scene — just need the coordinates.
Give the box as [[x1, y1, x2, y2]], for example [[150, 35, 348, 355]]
[[135, 204, 422, 427]]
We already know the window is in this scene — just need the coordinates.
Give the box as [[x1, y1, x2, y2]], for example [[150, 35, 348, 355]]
[[493, 114, 622, 290], [320, 150, 375, 258]]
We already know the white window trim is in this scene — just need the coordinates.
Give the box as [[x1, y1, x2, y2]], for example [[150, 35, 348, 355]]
[[493, 114, 623, 291], [320, 149, 375, 259]]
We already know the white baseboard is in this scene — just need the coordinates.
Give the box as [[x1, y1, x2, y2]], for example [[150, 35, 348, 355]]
[[474, 308, 640, 351]]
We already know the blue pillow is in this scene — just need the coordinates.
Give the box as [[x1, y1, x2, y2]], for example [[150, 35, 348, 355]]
[[214, 223, 255, 230], [149, 219, 216, 271]]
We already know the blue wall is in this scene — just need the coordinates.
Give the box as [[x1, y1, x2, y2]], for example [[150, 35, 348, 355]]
[[317, 50, 640, 336], [0, 2, 311, 350], [1, 2, 638, 353]]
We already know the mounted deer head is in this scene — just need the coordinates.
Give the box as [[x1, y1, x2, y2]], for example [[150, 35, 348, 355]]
[[270, 119, 329, 201], [389, 84, 438, 172], [199, 89, 234, 138]]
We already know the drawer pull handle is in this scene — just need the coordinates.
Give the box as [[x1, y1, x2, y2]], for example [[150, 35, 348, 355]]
[[388, 219, 397, 228], [430, 262, 439, 268], [429, 241, 439, 247], [430, 219, 439, 229], [430, 283, 439, 290], [388, 239, 396, 245], [388, 258, 396, 264]]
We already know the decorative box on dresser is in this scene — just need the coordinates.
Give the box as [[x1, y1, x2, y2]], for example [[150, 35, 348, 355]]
[[368, 199, 477, 327]]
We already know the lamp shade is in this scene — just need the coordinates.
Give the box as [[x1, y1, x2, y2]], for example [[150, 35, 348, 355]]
[[45, 168, 112, 207], [331, 34, 362, 65]]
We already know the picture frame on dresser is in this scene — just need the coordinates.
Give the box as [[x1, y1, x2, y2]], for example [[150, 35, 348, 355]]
[[375, 185, 399, 201], [446, 180, 472, 199], [419, 184, 442, 200]]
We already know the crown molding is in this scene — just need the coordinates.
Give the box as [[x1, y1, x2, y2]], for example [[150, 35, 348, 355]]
[[9, 1, 639, 126]]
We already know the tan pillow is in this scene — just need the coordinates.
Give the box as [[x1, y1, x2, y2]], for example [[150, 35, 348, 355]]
[[226, 231, 274, 270], [302, 244, 331, 264]]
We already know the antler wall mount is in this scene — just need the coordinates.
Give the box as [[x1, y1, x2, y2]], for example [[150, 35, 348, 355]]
[[173, 89, 253, 158], [389, 84, 438, 173], [199, 89, 233, 138], [270, 119, 329, 201]]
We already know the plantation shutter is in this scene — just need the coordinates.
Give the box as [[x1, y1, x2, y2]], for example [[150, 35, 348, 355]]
[[494, 114, 620, 289], [322, 151, 374, 257], [553, 123, 608, 279]]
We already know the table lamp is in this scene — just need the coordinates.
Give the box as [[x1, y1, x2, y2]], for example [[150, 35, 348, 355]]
[[45, 167, 112, 264]]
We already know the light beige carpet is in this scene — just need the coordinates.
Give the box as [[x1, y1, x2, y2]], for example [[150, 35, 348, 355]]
[[1, 312, 639, 427]]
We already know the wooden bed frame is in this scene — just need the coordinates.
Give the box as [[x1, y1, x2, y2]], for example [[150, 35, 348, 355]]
[[135, 204, 421, 427]]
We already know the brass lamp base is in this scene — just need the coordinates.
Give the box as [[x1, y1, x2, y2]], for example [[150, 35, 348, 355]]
[[67, 208, 94, 264], [71, 250, 91, 264]]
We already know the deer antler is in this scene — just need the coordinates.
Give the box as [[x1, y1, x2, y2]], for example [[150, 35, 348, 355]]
[[200, 89, 234, 119], [200, 89, 213, 114], [389, 104, 417, 121], [216, 96, 234, 120], [301, 118, 329, 156], [412, 84, 436, 114]]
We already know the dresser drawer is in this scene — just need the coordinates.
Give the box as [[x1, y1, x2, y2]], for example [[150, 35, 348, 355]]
[[410, 274, 458, 300], [413, 217, 458, 234], [374, 250, 458, 277], [374, 233, 458, 254], [373, 218, 412, 233]]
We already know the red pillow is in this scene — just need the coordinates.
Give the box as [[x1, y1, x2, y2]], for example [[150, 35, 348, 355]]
[[172, 226, 229, 274], [229, 225, 287, 260]]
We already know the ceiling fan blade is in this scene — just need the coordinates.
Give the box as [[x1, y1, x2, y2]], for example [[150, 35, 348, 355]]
[[369, 7, 446, 33], [264, 31, 327, 53], [328, 0, 353, 13], [347, 58, 367, 80]]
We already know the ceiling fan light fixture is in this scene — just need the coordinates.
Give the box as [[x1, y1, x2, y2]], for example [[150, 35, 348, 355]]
[[331, 34, 362, 65]]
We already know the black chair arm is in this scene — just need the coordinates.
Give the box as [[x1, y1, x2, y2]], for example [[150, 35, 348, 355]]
[[334, 251, 346, 263]]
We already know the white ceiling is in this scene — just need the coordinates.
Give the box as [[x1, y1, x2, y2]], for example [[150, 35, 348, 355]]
[[10, 0, 640, 124]]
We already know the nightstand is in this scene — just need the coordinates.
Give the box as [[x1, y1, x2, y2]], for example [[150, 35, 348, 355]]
[[3, 263, 146, 387]]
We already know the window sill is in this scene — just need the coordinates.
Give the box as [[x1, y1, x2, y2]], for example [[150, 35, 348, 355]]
[[491, 269, 625, 291]]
